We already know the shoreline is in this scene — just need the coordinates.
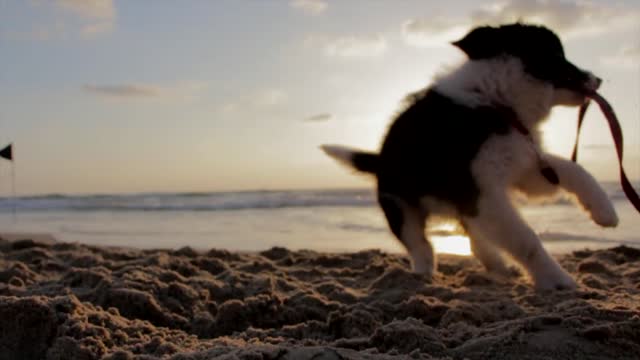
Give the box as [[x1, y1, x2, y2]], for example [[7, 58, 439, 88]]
[[1, 233, 639, 359], [2, 229, 628, 256], [0, 232, 57, 243]]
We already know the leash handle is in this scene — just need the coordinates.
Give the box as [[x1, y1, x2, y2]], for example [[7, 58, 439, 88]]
[[576, 94, 640, 213]]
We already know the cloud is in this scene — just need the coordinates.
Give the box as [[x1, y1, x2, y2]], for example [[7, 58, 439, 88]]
[[2, 20, 67, 41], [602, 44, 640, 69], [218, 88, 289, 114], [56, 0, 116, 37], [218, 103, 238, 114], [471, 0, 639, 38], [4, 0, 116, 40], [56, 0, 115, 20], [307, 34, 388, 58], [402, 19, 469, 47], [255, 89, 288, 107], [83, 82, 207, 100], [80, 20, 114, 37], [290, 0, 327, 15], [403, 0, 640, 47], [303, 113, 332, 122], [83, 84, 161, 98]]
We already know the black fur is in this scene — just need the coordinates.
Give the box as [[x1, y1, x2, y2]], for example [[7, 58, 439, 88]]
[[351, 152, 379, 174], [345, 90, 516, 219], [375, 90, 512, 217], [452, 23, 597, 92], [378, 195, 404, 238]]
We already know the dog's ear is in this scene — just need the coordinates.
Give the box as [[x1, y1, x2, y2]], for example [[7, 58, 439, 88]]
[[452, 26, 503, 59]]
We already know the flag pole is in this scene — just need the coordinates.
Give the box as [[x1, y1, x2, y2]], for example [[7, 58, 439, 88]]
[[0, 143, 15, 221], [11, 160, 16, 222]]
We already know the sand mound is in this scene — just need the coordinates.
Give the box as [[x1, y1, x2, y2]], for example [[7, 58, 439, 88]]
[[0, 237, 639, 359]]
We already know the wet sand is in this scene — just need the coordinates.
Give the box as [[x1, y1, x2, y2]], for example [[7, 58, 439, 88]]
[[0, 234, 639, 359]]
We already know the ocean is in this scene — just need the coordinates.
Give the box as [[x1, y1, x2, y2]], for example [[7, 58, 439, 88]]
[[0, 182, 638, 255]]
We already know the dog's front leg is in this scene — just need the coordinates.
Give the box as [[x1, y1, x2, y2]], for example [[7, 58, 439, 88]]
[[527, 154, 618, 227], [463, 190, 576, 291]]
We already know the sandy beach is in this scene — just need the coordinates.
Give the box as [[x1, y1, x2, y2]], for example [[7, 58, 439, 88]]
[[1, 233, 639, 360]]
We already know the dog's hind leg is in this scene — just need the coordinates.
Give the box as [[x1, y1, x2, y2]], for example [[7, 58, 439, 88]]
[[378, 193, 434, 278], [463, 225, 511, 276], [463, 190, 575, 291]]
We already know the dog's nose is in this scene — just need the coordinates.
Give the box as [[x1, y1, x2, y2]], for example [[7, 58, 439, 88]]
[[593, 76, 602, 89], [586, 73, 602, 91]]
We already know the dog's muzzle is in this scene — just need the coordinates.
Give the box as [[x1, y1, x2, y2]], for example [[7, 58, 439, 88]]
[[584, 72, 602, 93], [556, 60, 602, 94]]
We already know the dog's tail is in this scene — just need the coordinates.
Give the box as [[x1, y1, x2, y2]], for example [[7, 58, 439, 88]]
[[320, 144, 379, 174]]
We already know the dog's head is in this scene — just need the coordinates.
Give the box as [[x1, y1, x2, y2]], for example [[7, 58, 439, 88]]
[[452, 23, 600, 106]]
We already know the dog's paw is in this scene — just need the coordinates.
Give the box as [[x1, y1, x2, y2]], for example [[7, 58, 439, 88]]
[[409, 252, 435, 280], [580, 192, 618, 228], [412, 263, 434, 280], [587, 200, 618, 228], [485, 262, 515, 277], [592, 208, 619, 228], [531, 257, 577, 291], [534, 270, 577, 292], [494, 265, 521, 278]]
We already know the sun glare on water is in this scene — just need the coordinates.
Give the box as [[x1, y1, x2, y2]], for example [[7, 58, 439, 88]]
[[432, 235, 472, 256], [429, 222, 472, 256]]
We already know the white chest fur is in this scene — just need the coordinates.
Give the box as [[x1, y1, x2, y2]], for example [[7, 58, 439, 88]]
[[472, 132, 540, 190], [432, 56, 554, 190]]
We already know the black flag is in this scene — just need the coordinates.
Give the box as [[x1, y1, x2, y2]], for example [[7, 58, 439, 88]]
[[0, 144, 12, 161]]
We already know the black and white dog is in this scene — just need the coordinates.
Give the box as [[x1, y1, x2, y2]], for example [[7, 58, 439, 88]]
[[322, 23, 618, 291]]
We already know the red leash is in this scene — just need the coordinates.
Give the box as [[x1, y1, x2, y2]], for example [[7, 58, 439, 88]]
[[572, 93, 640, 213]]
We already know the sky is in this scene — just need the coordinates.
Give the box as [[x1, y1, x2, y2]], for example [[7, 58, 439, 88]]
[[0, 0, 639, 195]]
